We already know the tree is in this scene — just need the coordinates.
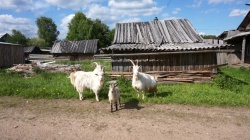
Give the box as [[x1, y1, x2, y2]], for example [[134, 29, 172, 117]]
[[109, 28, 115, 44], [6, 29, 28, 46], [201, 35, 217, 39], [66, 12, 113, 48], [27, 37, 47, 48], [66, 12, 93, 40], [36, 16, 59, 47], [92, 19, 113, 48]]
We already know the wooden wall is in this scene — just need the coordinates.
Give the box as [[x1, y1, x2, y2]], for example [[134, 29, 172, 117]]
[[112, 52, 218, 73], [0, 43, 24, 67]]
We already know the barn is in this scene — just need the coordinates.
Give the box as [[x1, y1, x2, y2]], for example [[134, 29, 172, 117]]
[[101, 18, 233, 74], [0, 42, 24, 67], [51, 39, 98, 61], [218, 10, 250, 64]]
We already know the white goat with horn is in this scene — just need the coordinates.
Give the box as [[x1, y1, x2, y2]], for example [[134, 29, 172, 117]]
[[68, 62, 104, 101], [69, 62, 102, 88], [129, 59, 157, 99]]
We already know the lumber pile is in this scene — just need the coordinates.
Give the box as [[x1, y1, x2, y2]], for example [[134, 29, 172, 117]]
[[106, 70, 215, 84], [8, 62, 82, 74]]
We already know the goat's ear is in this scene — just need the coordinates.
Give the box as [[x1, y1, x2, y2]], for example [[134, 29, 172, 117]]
[[114, 83, 118, 87]]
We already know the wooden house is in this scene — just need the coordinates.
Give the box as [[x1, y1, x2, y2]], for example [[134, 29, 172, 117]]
[[218, 10, 250, 64], [23, 46, 43, 58], [101, 18, 233, 73], [0, 33, 10, 42], [51, 39, 98, 61], [0, 42, 24, 67]]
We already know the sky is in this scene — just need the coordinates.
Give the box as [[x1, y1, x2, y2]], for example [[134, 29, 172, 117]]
[[0, 0, 250, 40]]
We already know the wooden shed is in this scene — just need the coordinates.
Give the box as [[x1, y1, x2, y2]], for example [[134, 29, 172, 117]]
[[51, 39, 98, 61], [101, 18, 233, 73], [23, 46, 43, 58], [218, 10, 250, 64], [0, 42, 24, 67]]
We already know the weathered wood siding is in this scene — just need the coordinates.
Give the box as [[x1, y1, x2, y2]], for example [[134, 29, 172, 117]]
[[112, 52, 217, 73], [216, 52, 241, 65], [0, 43, 24, 67]]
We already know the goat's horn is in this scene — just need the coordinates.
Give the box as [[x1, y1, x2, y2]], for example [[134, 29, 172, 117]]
[[93, 62, 99, 67], [136, 60, 138, 65], [128, 59, 135, 66]]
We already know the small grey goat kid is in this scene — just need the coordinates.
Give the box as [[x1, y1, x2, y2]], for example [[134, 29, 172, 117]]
[[108, 83, 121, 112]]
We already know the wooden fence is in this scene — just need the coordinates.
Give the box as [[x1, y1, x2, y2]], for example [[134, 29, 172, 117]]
[[106, 70, 217, 84], [0, 43, 24, 67]]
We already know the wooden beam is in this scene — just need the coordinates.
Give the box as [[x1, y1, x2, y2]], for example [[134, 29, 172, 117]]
[[241, 36, 246, 65], [96, 49, 235, 57]]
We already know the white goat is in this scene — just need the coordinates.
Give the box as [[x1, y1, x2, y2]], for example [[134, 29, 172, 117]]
[[129, 59, 157, 99], [69, 62, 105, 101], [108, 83, 121, 112], [68, 62, 102, 88]]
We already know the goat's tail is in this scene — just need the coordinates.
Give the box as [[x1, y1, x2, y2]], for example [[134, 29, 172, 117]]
[[153, 75, 158, 81]]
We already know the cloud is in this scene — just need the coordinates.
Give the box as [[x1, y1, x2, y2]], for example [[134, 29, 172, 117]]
[[0, 0, 50, 13], [108, 0, 163, 17], [172, 8, 181, 14], [229, 9, 248, 17], [119, 17, 141, 23], [0, 14, 37, 38], [202, 8, 220, 14], [86, 1, 163, 29], [58, 14, 75, 39], [45, 0, 99, 10], [187, 0, 202, 8], [208, 0, 235, 4], [199, 32, 205, 35], [86, 4, 115, 25]]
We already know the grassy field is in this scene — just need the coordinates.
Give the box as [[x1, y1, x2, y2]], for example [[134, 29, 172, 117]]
[[0, 60, 250, 107]]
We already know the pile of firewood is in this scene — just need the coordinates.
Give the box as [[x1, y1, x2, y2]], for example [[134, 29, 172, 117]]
[[106, 70, 215, 84], [8, 61, 82, 74]]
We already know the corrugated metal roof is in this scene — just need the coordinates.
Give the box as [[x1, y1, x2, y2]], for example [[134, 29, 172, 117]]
[[51, 39, 98, 54], [101, 18, 233, 52], [102, 43, 232, 52], [224, 31, 250, 41], [24, 46, 36, 53], [113, 19, 204, 44], [237, 10, 250, 31]]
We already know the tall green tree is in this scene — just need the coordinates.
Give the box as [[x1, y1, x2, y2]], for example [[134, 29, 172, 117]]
[[201, 35, 216, 39], [27, 37, 47, 48], [6, 29, 28, 46], [66, 12, 93, 40], [36, 16, 59, 47], [66, 12, 113, 48], [92, 19, 113, 48]]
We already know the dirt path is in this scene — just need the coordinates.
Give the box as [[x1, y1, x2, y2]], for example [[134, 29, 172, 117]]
[[0, 96, 249, 140]]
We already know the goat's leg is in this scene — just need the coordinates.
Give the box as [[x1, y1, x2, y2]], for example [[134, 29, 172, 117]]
[[137, 90, 140, 98], [115, 101, 118, 111], [94, 91, 99, 102], [119, 97, 122, 107], [76, 87, 84, 101], [142, 91, 145, 100], [110, 102, 113, 112], [78, 92, 83, 100]]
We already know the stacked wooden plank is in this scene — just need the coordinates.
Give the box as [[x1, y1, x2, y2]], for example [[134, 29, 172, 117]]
[[106, 70, 215, 84], [8, 63, 82, 74]]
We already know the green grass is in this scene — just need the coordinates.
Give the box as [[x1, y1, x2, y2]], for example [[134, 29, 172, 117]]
[[0, 63, 250, 107], [56, 60, 112, 72]]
